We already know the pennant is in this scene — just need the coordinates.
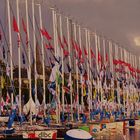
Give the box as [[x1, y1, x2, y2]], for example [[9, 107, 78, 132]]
[[40, 28, 52, 40], [58, 35, 64, 49], [2, 45, 5, 59], [63, 49, 69, 57], [98, 52, 101, 63], [1, 76, 5, 89], [84, 48, 88, 56], [63, 86, 70, 94], [6, 64, 10, 76], [45, 43, 53, 50], [13, 16, 19, 33], [67, 63, 71, 73]]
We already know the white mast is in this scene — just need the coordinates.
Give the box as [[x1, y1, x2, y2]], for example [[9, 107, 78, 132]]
[[52, 8, 60, 124], [16, 0, 21, 116], [25, 0, 32, 125], [59, 14, 65, 113], [73, 22, 79, 120], [78, 25, 83, 113], [66, 17, 73, 121], [38, 4, 46, 117], [87, 30, 92, 119], [85, 28, 90, 118], [7, 0, 13, 107], [32, 0, 37, 118]]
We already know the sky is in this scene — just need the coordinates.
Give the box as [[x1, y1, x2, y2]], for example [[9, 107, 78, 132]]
[[45, 0, 140, 56]]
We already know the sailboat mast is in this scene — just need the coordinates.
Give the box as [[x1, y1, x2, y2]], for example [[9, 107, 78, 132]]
[[78, 25, 83, 113], [25, 0, 32, 125], [16, 0, 22, 116], [74, 22, 79, 120], [66, 17, 73, 121], [32, 0, 37, 118], [59, 14, 65, 113], [7, 0, 13, 107], [38, 4, 46, 117]]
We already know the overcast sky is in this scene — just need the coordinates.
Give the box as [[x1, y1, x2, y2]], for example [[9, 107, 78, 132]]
[[45, 0, 140, 56]]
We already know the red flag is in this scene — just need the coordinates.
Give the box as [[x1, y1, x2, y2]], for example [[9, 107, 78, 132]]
[[63, 49, 69, 57], [98, 52, 101, 62], [17, 34, 20, 47], [40, 28, 52, 40], [90, 49, 95, 58], [45, 43, 53, 50], [113, 59, 118, 65], [84, 48, 88, 56], [58, 35, 64, 49], [78, 47, 82, 59], [63, 35, 68, 47], [22, 18, 27, 34], [13, 16, 19, 33]]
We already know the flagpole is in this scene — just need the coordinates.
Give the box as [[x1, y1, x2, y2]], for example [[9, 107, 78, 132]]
[[78, 25, 83, 113], [7, 0, 13, 107], [32, 0, 37, 119], [73, 22, 79, 121], [38, 4, 46, 117], [59, 13, 65, 115], [66, 17, 73, 121], [16, 0, 22, 117], [25, 0, 32, 125]]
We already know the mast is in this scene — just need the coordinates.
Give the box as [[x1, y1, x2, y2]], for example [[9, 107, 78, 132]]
[[59, 14, 65, 114], [16, 0, 22, 116], [73, 22, 79, 121], [66, 17, 73, 121], [78, 25, 83, 113], [38, 4, 46, 117], [87, 30, 92, 119], [25, 0, 32, 125], [32, 0, 37, 118], [85, 28, 90, 118], [7, 0, 13, 107]]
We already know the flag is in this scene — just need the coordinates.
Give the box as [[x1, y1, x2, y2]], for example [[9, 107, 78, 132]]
[[84, 48, 88, 56], [7, 109, 16, 128], [45, 43, 53, 50], [6, 64, 10, 76], [2, 45, 5, 59], [98, 52, 101, 63], [6, 93, 10, 104], [58, 35, 64, 49], [90, 49, 95, 58], [22, 52, 26, 64], [1, 76, 5, 89], [40, 28, 52, 40], [67, 63, 71, 73], [22, 18, 27, 34], [63, 86, 70, 94], [13, 16, 19, 32], [63, 49, 69, 57]]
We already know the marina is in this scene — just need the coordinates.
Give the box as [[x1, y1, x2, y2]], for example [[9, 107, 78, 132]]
[[0, 0, 140, 139]]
